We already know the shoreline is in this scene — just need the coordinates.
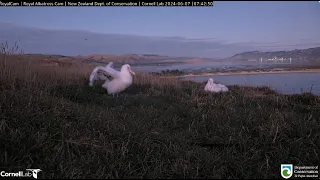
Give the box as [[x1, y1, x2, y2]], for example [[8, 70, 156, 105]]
[[164, 68, 320, 78]]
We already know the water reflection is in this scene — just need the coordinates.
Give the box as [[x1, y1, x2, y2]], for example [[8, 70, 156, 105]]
[[132, 61, 298, 73]]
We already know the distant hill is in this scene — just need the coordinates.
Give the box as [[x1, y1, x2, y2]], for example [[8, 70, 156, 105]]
[[57, 53, 217, 66], [228, 47, 320, 63], [0, 52, 215, 68]]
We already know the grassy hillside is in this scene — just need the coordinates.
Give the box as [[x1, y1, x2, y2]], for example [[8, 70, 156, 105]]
[[0, 41, 211, 67], [0, 52, 319, 178], [229, 47, 320, 63]]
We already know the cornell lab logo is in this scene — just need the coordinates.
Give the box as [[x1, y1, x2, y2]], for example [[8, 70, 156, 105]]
[[0, 169, 41, 179], [281, 164, 293, 179]]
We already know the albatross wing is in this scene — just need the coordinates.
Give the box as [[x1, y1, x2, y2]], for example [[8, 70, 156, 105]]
[[106, 62, 114, 69], [89, 66, 120, 87]]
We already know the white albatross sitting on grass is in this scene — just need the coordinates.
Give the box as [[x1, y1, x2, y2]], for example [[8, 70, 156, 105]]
[[204, 78, 229, 93], [89, 62, 136, 97]]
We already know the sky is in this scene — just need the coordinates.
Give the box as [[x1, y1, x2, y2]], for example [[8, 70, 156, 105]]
[[0, 1, 319, 57]]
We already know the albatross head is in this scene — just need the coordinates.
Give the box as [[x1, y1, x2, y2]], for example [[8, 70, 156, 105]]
[[208, 78, 214, 84], [121, 64, 136, 76]]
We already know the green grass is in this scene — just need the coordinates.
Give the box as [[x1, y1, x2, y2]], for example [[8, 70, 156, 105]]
[[0, 54, 319, 179]]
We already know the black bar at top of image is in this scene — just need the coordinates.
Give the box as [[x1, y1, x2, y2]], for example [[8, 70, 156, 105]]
[[0, 0, 214, 7]]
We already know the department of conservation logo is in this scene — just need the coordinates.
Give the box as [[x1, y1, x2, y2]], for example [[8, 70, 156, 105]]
[[281, 164, 293, 179]]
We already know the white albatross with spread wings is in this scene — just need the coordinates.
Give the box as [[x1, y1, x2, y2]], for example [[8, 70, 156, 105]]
[[89, 62, 136, 97], [204, 78, 229, 93], [90, 62, 114, 82]]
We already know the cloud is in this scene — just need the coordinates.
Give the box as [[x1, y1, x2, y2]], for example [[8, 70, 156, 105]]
[[177, 37, 220, 43], [223, 40, 320, 52], [202, 48, 221, 51], [0, 22, 318, 58]]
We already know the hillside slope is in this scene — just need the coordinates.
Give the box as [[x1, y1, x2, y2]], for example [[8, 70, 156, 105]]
[[229, 47, 320, 63]]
